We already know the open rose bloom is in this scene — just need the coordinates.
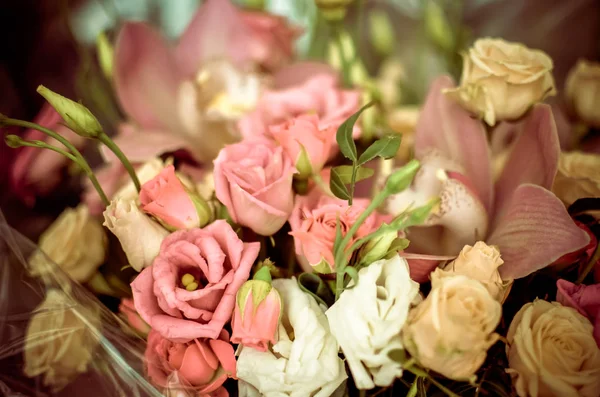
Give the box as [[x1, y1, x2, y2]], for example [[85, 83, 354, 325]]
[[7, 2, 600, 397]]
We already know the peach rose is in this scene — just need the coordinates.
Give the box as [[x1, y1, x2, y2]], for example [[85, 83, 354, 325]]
[[140, 165, 212, 230], [145, 330, 235, 397], [131, 220, 260, 342], [214, 136, 295, 236], [506, 299, 600, 397], [270, 114, 336, 177], [289, 187, 381, 273]]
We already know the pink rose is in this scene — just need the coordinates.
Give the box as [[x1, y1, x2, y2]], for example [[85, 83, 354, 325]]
[[213, 137, 295, 236], [238, 74, 361, 141], [145, 330, 235, 397], [119, 298, 151, 336], [557, 279, 600, 347], [140, 165, 211, 229], [289, 186, 381, 273], [131, 220, 260, 341], [10, 103, 86, 205], [231, 279, 281, 352], [240, 11, 301, 72], [270, 114, 336, 177]]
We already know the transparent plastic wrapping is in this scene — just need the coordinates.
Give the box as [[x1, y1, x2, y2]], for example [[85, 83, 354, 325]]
[[0, 209, 162, 397]]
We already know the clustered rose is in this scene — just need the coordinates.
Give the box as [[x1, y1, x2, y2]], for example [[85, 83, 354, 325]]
[[445, 38, 556, 126], [131, 220, 260, 342], [506, 299, 600, 397]]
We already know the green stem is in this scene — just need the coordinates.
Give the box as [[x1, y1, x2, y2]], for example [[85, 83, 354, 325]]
[[332, 23, 352, 88], [1, 117, 109, 206], [576, 242, 600, 285], [349, 165, 357, 206], [13, 139, 79, 163], [405, 366, 460, 397], [98, 133, 141, 191], [334, 190, 389, 299]]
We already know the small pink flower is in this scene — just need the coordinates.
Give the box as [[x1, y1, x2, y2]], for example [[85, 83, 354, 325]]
[[10, 103, 86, 205], [145, 329, 235, 396], [231, 280, 281, 352], [239, 74, 361, 143], [213, 137, 295, 236], [140, 165, 209, 229], [289, 186, 381, 273], [556, 279, 600, 347], [119, 298, 150, 336], [270, 114, 336, 177], [131, 220, 260, 342]]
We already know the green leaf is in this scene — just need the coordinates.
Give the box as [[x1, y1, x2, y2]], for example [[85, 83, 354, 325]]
[[343, 266, 360, 290], [329, 167, 351, 200], [332, 165, 375, 184], [336, 102, 374, 162], [297, 273, 335, 308], [37, 85, 103, 138], [358, 135, 402, 165]]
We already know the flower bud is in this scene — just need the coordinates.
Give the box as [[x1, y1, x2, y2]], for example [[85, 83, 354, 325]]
[[384, 159, 420, 194], [96, 32, 114, 80], [357, 230, 398, 266], [231, 267, 282, 352], [295, 145, 313, 179], [369, 10, 395, 56], [315, 0, 354, 21], [37, 85, 103, 138]]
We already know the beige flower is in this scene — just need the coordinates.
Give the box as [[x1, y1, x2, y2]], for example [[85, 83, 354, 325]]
[[30, 205, 107, 283], [402, 275, 502, 380], [435, 241, 510, 301], [388, 106, 419, 162], [24, 290, 101, 391], [565, 59, 600, 128], [506, 299, 600, 397], [445, 38, 556, 126], [103, 198, 169, 272], [552, 151, 600, 207]]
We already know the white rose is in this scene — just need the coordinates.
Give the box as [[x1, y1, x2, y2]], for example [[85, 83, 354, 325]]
[[552, 151, 600, 207], [445, 38, 556, 126], [402, 275, 502, 380], [237, 278, 347, 397], [565, 59, 600, 128], [506, 299, 600, 397], [326, 255, 420, 389], [30, 205, 107, 282], [24, 290, 101, 391], [103, 198, 169, 272]]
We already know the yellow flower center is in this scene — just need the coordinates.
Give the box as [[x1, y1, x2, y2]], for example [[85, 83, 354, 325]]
[[181, 273, 199, 291]]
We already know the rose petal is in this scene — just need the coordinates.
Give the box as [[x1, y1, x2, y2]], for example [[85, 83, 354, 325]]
[[488, 184, 590, 279], [415, 76, 493, 212], [115, 22, 182, 131], [494, 105, 560, 222]]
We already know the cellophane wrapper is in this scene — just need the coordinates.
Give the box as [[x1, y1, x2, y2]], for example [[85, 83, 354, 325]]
[[0, 210, 163, 397]]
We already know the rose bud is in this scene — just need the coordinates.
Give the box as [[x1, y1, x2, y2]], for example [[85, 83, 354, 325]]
[[140, 165, 212, 230], [231, 267, 282, 352]]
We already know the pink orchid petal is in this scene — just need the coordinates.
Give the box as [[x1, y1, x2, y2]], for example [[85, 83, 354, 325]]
[[110, 126, 189, 163], [272, 62, 339, 89], [556, 279, 600, 347], [175, 0, 251, 77], [115, 22, 182, 131], [494, 105, 560, 222], [415, 76, 493, 212], [488, 184, 590, 280]]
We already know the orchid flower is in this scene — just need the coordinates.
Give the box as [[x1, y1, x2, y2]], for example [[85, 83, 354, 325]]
[[109, 0, 299, 165], [386, 76, 590, 282]]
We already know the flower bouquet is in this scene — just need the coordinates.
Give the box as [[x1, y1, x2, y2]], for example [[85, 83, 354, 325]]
[[2, 0, 600, 396]]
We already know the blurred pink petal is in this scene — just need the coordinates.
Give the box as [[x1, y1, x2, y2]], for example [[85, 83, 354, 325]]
[[115, 22, 182, 131], [175, 0, 251, 77], [488, 184, 590, 279], [556, 279, 600, 347], [272, 62, 339, 89], [414, 76, 493, 212], [493, 105, 560, 222], [402, 254, 457, 283], [110, 124, 189, 163], [83, 161, 127, 216]]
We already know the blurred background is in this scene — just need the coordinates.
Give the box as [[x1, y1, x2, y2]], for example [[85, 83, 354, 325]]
[[1, 0, 599, 240]]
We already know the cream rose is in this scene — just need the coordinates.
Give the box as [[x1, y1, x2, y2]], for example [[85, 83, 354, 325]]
[[435, 241, 510, 301], [552, 151, 600, 207], [23, 290, 101, 391], [445, 38, 556, 126], [103, 198, 169, 272], [402, 275, 502, 380], [566, 59, 600, 128], [506, 299, 600, 397], [30, 205, 107, 283]]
